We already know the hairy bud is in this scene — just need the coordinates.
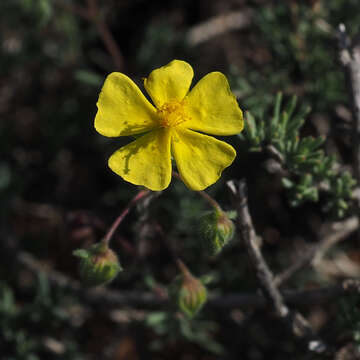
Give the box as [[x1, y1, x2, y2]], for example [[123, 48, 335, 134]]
[[73, 242, 122, 287], [200, 209, 235, 255], [170, 261, 207, 318]]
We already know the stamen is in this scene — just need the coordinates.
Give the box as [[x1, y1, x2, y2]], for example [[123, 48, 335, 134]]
[[157, 100, 190, 128]]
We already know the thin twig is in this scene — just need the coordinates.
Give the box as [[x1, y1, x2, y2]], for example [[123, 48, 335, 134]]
[[266, 144, 286, 165], [312, 216, 358, 265], [55, 0, 125, 71], [274, 216, 358, 287], [229, 179, 288, 316], [227, 179, 326, 351], [54, 0, 91, 20], [154, 223, 179, 264], [210, 279, 360, 309], [186, 9, 253, 47], [337, 24, 360, 243], [14, 247, 360, 311], [337, 24, 360, 185], [87, 0, 125, 71]]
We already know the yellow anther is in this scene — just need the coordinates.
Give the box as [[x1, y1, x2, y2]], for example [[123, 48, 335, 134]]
[[157, 100, 189, 128]]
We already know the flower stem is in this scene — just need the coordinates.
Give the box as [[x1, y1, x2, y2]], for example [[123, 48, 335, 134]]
[[55, 0, 125, 71], [172, 171, 221, 210], [87, 0, 125, 71], [102, 189, 150, 247], [198, 190, 222, 211], [176, 258, 192, 278]]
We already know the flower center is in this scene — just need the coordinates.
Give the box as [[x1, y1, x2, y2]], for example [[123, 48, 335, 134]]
[[157, 100, 189, 128]]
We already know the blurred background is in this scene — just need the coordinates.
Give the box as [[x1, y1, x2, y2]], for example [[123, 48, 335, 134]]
[[2, 0, 360, 359]]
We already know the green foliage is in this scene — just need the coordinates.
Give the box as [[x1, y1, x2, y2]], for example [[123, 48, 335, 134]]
[[74, 70, 103, 87], [137, 21, 190, 73], [145, 311, 224, 355], [238, 93, 356, 217], [325, 172, 356, 218], [20, 0, 53, 27], [0, 277, 81, 359], [282, 174, 319, 206], [337, 295, 360, 350], [0, 284, 38, 359], [230, 1, 360, 115]]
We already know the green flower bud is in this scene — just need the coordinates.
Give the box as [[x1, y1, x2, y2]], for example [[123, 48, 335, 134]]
[[200, 208, 235, 255], [170, 260, 207, 319], [73, 242, 122, 287]]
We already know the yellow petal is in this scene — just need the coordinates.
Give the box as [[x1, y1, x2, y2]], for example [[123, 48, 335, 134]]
[[108, 129, 172, 191], [95, 72, 158, 137], [144, 60, 194, 108], [184, 72, 243, 135], [172, 128, 236, 191]]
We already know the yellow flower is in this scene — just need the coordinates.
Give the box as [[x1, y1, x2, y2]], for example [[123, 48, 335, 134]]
[[94, 60, 243, 191]]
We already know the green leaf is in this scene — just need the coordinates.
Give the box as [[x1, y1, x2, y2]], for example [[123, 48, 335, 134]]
[[282, 177, 294, 189], [72, 249, 89, 259], [226, 210, 237, 220], [270, 92, 283, 138], [146, 311, 167, 326], [283, 95, 297, 124], [244, 111, 257, 140], [75, 70, 103, 87], [273, 92, 283, 123]]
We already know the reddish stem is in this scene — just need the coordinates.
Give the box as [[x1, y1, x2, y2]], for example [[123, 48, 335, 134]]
[[56, 0, 125, 71], [176, 258, 192, 278], [55, 0, 91, 19], [172, 171, 221, 210], [198, 190, 222, 211], [102, 190, 150, 246], [87, 0, 124, 71]]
